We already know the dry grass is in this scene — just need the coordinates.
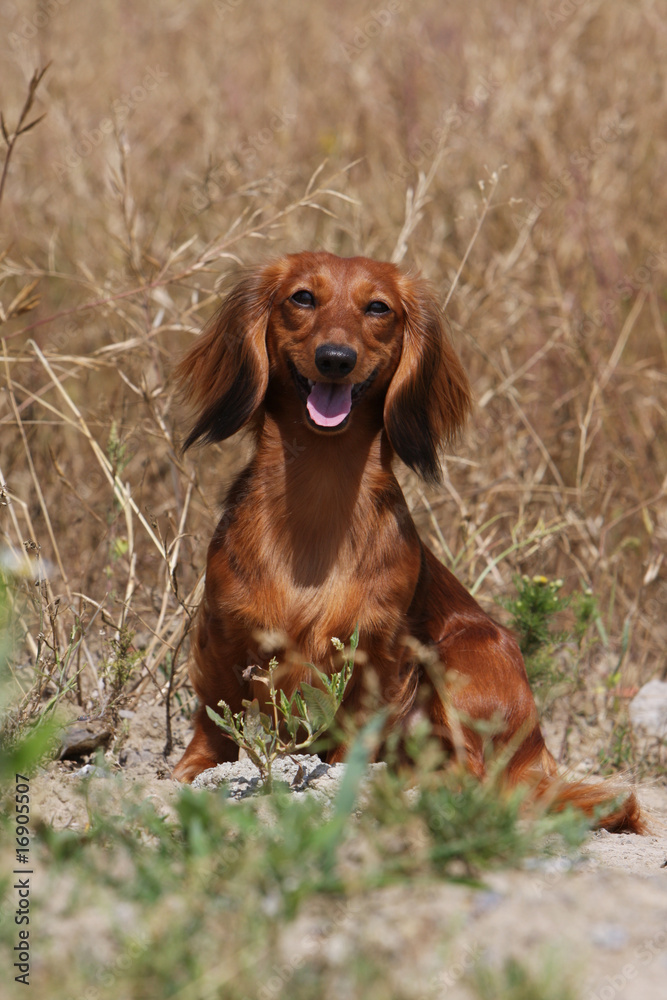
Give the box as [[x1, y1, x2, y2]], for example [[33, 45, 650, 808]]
[[1, 0, 665, 764]]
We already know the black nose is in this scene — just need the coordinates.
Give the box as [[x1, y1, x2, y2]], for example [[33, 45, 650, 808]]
[[314, 343, 357, 379]]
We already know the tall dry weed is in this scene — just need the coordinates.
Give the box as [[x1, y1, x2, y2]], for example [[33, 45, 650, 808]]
[[1, 0, 664, 761]]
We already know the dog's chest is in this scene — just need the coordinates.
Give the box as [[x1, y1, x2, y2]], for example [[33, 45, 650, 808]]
[[214, 501, 420, 661], [223, 533, 381, 626]]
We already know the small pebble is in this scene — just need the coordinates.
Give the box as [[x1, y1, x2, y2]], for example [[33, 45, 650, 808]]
[[73, 764, 109, 779], [472, 891, 504, 916], [590, 922, 629, 950]]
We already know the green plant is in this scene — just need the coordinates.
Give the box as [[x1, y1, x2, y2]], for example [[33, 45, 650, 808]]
[[501, 577, 635, 711], [571, 586, 604, 645], [207, 630, 357, 792], [498, 575, 575, 697], [0, 701, 593, 1000], [107, 419, 130, 480], [597, 720, 636, 775], [359, 746, 588, 884], [100, 624, 142, 723], [0, 569, 72, 782], [501, 575, 569, 661], [471, 954, 579, 1000]]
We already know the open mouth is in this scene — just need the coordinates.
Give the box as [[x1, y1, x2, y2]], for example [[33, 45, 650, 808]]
[[288, 361, 378, 430]]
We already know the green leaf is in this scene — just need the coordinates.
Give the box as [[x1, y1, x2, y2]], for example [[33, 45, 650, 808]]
[[281, 710, 301, 739], [242, 745, 267, 773], [332, 660, 354, 699], [242, 699, 264, 741], [292, 690, 307, 718], [205, 705, 238, 738], [331, 711, 385, 821], [299, 683, 337, 731], [0, 716, 63, 785], [278, 688, 293, 719], [314, 711, 386, 874]]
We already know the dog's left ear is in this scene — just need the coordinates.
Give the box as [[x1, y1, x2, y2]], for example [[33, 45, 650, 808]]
[[384, 276, 472, 483]]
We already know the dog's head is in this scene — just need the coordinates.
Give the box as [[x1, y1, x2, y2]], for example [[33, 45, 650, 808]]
[[176, 251, 471, 482]]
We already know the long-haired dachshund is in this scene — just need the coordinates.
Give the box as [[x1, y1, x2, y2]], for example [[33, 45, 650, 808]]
[[172, 250, 642, 833]]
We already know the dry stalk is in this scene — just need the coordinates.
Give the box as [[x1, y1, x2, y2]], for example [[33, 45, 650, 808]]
[[13, 164, 359, 344], [391, 131, 450, 266], [575, 289, 648, 491], [1, 341, 73, 636], [0, 65, 49, 217], [28, 341, 164, 555], [442, 168, 505, 311]]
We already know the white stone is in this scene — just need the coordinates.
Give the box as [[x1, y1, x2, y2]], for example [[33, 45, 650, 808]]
[[629, 679, 667, 738]]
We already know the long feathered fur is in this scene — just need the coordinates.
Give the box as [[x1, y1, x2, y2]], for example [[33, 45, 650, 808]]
[[172, 250, 644, 835]]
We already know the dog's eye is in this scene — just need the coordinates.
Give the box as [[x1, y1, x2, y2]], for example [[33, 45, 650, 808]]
[[290, 290, 316, 308], [366, 300, 391, 315]]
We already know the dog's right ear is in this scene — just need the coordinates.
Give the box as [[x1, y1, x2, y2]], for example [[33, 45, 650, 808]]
[[175, 261, 286, 450]]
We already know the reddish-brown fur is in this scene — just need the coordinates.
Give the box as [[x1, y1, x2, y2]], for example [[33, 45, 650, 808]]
[[172, 250, 643, 834]]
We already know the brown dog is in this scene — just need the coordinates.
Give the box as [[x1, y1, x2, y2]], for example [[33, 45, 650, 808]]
[[172, 251, 642, 833]]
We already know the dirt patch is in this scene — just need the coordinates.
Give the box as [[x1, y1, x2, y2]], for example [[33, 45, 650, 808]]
[[29, 700, 667, 999], [32, 698, 190, 830]]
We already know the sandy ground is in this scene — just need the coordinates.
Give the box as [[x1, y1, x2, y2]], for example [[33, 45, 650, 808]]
[[30, 700, 667, 999]]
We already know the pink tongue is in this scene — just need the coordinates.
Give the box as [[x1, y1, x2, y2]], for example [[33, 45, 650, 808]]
[[306, 382, 353, 427]]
